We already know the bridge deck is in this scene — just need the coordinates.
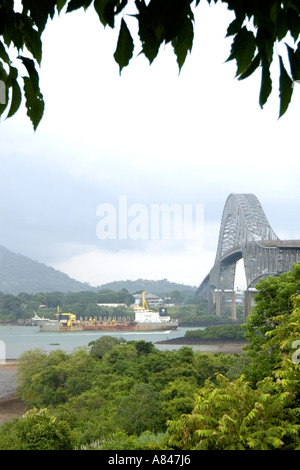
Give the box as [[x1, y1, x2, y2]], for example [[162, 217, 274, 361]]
[[259, 240, 300, 248], [221, 240, 300, 259]]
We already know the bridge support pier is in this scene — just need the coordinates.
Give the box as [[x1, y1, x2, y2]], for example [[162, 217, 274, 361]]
[[215, 290, 222, 316], [231, 291, 237, 320], [213, 289, 237, 319], [208, 289, 213, 316]]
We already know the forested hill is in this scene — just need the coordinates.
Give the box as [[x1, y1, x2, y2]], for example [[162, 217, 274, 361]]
[[97, 279, 197, 295], [0, 245, 95, 294], [0, 245, 197, 296]]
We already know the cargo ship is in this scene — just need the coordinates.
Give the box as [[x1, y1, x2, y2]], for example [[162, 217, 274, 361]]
[[32, 309, 84, 332], [32, 293, 178, 332]]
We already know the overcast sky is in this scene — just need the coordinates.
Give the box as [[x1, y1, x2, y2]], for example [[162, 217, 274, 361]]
[[0, 2, 299, 290]]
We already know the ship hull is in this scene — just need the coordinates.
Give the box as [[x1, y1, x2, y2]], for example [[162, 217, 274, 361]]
[[37, 321, 178, 332], [37, 322, 83, 332], [82, 321, 178, 331]]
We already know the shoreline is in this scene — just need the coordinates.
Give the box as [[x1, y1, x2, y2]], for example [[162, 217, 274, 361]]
[[0, 394, 26, 426], [0, 359, 19, 368], [156, 337, 248, 354], [156, 336, 248, 344], [0, 361, 25, 425], [0, 360, 19, 400]]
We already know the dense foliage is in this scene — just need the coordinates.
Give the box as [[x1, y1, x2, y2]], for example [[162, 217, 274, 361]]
[[1, 1, 300, 129], [167, 264, 300, 450], [0, 340, 239, 449], [243, 262, 300, 385], [0, 289, 135, 323], [0, 262, 299, 450], [185, 323, 245, 340]]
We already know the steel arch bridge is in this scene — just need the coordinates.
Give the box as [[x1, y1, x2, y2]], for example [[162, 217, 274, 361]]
[[196, 194, 300, 314]]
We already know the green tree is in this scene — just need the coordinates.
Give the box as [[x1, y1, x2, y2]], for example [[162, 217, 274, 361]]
[[265, 293, 300, 400], [0, 407, 74, 450], [166, 373, 300, 450], [89, 335, 126, 359], [1, 1, 299, 129], [116, 383, 165, 435], [16, 348, 100, 407], [170, 290, 183, 304], [166, 287, 300, 450], [16, 408, 74, 450], [119, 288, 135, 306], [0, 294, 24, 321], [160, 378, 198, 421], [243, 262, 300, 385], [186, 323, 245, 340], [85, 302, 101, 318], [16, 348, 51, 406], [130, 340, 155, 356]]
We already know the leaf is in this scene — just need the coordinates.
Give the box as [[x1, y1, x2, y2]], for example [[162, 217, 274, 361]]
[[286, 7, 300, 41], [56, 0, 68, 14], [21, 0, 56, 32], [259, 60, 272, 108], [275, 9, 288, 41], [227, 27, 256, 76], [66, 0, 93, 13], [94, 0, 126, 28], [172, 16, 194, 71], [226, 18, 243, 37], [21, 16, 42, 64], [247, 438, 260, 449], [19, 56, 44, 130], [94, 0, 109, 26], [7, 78, 22, 118], [137, 18, 160, 64], [113, 18, 134, 73], [265, 436, 284, 449], [23, 77, 44, 130], [6, 66, 22, 118], [0, 41, 10, 65], [19, 56, 39, 83], [286, 44, 300, 81], [279, 55, 293, 118], [238, 52, 261, 81], [196, 429, 214, 437], [162, 0, 194, 44]]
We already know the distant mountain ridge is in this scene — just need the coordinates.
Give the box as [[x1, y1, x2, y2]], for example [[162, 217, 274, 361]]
[[0, 245, 197, 295], [0, 245, 95, 294], [97, 279, 197, 295]]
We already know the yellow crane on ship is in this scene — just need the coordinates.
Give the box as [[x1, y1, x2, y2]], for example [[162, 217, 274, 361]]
[[139, 291, 150, 310], [55, 306, 77, 327]]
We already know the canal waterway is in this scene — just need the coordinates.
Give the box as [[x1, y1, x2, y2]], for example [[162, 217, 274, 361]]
[[0, 324, 218, 360]]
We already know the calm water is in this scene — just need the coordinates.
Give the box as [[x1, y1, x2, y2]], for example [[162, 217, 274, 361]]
[[0, 324, 218, 360]]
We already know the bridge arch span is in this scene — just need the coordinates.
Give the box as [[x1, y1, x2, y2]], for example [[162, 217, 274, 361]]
[[197, 194, 300, 305]]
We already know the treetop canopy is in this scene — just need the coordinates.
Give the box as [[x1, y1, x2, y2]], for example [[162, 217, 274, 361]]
[[0, 0, 299, 129]]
